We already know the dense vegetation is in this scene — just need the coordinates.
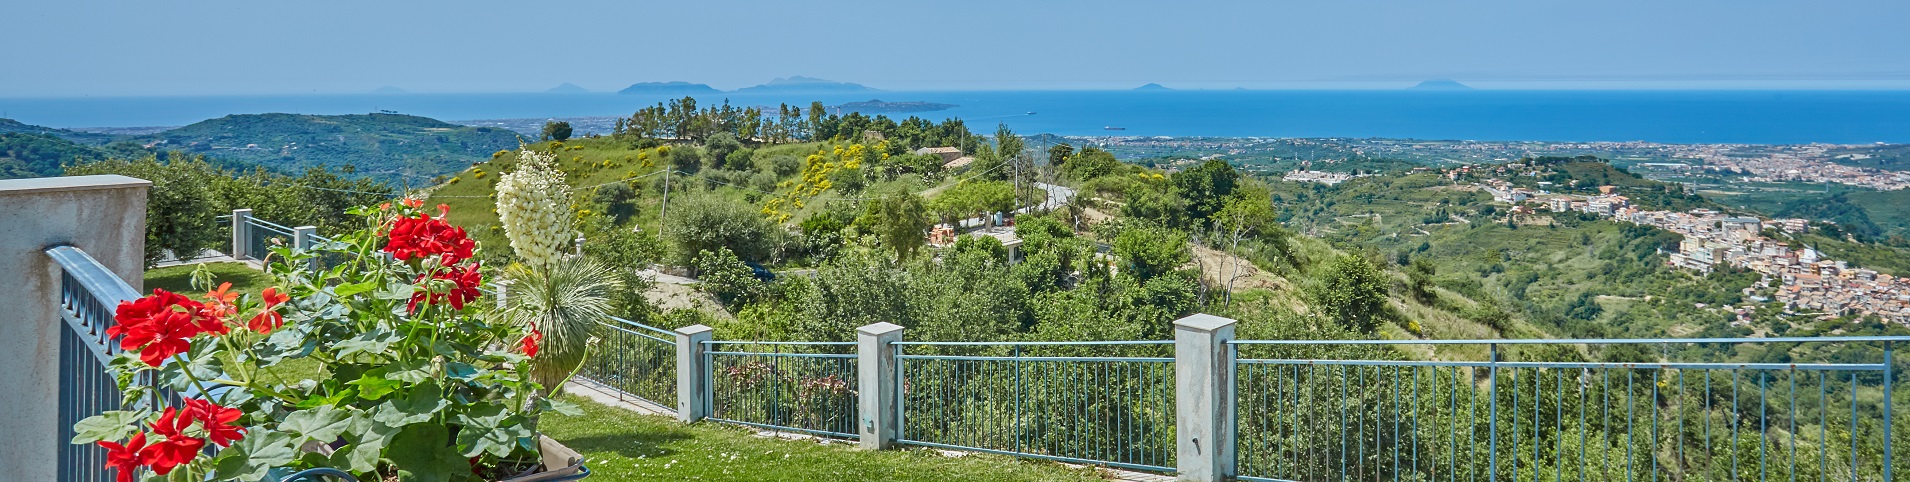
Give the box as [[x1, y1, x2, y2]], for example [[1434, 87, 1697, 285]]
[[66, 154, 391, 267]]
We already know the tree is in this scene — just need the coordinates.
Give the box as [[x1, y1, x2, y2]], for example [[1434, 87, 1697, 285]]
[[541, 121, 573, 141], [1112, 224, 1190, 283], [66, 153, 223, 268], [857, 189, 931, 260], [1171, 159, 1240, 221], [662, 194, 774, 263], [1407, 257, 1438, 304], [703, 132, 743, 169], [1312, 254, 1389, 333], [1214, 186, 1275, 304], [694, 247, 763, 308], [1047, 143, 1074, 167]]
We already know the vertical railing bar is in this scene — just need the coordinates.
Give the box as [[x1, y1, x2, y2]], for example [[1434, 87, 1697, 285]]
[[1882, 341, 1894, 482], [1651, 369, 1660, 482], [1762, 372, 1770, 482], [1790, 368, 1798, 482], [1818, 371, 1826, 482], [1489, 343, 1499, 482], [1848, 372, 1856, 482]]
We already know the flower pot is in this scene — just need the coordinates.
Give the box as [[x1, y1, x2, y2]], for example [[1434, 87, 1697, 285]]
[[497, 436, 591, 482]]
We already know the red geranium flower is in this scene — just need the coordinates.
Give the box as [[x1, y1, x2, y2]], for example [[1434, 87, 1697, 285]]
[[383, 212, 475, 265], [109, 289, 219, 366], [143, 407, 206, 475], [519, 326, 542, 358], [403, 198, 424, 208], [247, 287, 290, 334], [200, 282, 237, 321], [184, 398, 246, 447], [98, 432, 149, 482], [409, 262, 483, 312]]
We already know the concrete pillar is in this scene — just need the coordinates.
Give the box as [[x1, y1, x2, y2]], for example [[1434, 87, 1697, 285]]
[[0, 175, 150, 481], [674, 324, 714, 423], [292, 225, 318, 270], [856, 322, 904, 450], [230, 208, 252, 260], [1174, 313, 1237, 482]]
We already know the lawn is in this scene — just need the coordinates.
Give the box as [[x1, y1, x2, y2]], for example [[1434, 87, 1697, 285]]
[[540, 396, 1106, 482], [145, 261, 273, 298]]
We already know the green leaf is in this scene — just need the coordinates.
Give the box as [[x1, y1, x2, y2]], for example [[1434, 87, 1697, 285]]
[[70, 410, 147, 445], [332, 280, 380, 298], [346, 371, 402, 401], [538, 398, 584, 417], [386, 359, 433, 384], [279, 405, 355, 445], [338, 416, 403, 473], [387, 423, 466, 482], [373, 383, 448, 426], [443, 362, 478, 381], [335, 329, 401, 358], [293, 388, 357, 410], [453, 402, 527, 458], [373, 281, 416, 301], [212, 430, 297, 481]]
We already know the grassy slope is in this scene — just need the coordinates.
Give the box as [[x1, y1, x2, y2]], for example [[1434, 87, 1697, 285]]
[[427, 137, 942, 264], [542, 396, 1103, 482]]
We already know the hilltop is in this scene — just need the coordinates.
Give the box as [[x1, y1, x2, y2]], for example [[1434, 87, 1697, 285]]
[[134, 113, 522, 183], [546, 83, 590, 93], [0, 118, 116, 144], [734, 76, 875, 93], [617, 81, 722, 96], [1133, 83, 1172, 91], [1410, 79, 1472, 90]]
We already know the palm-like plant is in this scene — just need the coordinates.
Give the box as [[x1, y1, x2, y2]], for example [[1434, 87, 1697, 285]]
[[499, 259, 621, 395]]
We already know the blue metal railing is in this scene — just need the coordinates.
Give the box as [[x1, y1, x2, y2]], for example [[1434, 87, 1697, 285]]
[[1229, 337, 1905, 482], [578, 316, 677, 411], [705, 340, 860, 438], [241, 217, 297, 263], [893, 341, 1178, 473], [49, 246, 147, 482]]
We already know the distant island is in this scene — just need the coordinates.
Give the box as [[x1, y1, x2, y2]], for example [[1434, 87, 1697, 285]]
[[617, 81, 723, 96], [832, 99, 956, 114], [371, 86, 407, 94], [1133, 83, 1172, 91], [735, 76, 876, 93], [1410, 79, 1473, 90], [546, 83, 589, 93]]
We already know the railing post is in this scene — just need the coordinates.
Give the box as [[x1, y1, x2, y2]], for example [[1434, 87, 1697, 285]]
[[1174, 313, 1237, 482], [230, 208, 252, 260], [674, 324, 713, 423], [291, 225, 318, 270], [857, 322, 904, 450]]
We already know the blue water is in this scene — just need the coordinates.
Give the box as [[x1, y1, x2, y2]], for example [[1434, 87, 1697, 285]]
[[3, 90, 1907, 144]]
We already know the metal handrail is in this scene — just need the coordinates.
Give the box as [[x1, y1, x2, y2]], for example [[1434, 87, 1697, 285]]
[[895, 340, 1172, 346], [1230, 335, 1910, 346], [245, 217, 298, 235]]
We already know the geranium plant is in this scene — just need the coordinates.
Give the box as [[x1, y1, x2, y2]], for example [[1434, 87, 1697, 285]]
[[73, 200, 579, 482]]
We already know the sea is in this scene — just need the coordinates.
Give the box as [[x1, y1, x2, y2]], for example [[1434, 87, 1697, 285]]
[[4, 90, 1908, 145]]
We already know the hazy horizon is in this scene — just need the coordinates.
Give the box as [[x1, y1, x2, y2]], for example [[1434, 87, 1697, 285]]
[[5, 0, 1908, 96]]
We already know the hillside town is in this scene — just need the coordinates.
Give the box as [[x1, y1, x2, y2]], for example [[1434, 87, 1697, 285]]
[[1482, 179, 1910, 324]]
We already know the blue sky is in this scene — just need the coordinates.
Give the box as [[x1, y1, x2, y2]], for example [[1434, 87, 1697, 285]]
[[5, 0, 1908, 95]]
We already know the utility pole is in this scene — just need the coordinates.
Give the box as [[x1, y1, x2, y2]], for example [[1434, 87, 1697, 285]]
[[659, 168, 672, 225]]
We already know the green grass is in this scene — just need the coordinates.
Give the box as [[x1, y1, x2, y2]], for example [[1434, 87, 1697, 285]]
[[540, 396, 1106, 481], [145, 261, 273, 298]]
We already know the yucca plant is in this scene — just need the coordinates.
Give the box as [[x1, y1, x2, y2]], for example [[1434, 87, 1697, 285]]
[[497, 259, 621, 394], [495, 145, 620, 395]]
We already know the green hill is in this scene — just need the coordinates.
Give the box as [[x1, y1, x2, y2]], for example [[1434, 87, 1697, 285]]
[[0, 118, 116, 144], [136, 113, 523, 183]]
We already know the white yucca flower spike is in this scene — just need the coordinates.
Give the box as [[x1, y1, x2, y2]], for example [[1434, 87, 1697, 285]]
[[496, 145, 573, 271]]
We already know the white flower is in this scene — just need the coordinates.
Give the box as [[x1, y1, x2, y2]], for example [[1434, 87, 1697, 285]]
[[496, 147, 573, 271]]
